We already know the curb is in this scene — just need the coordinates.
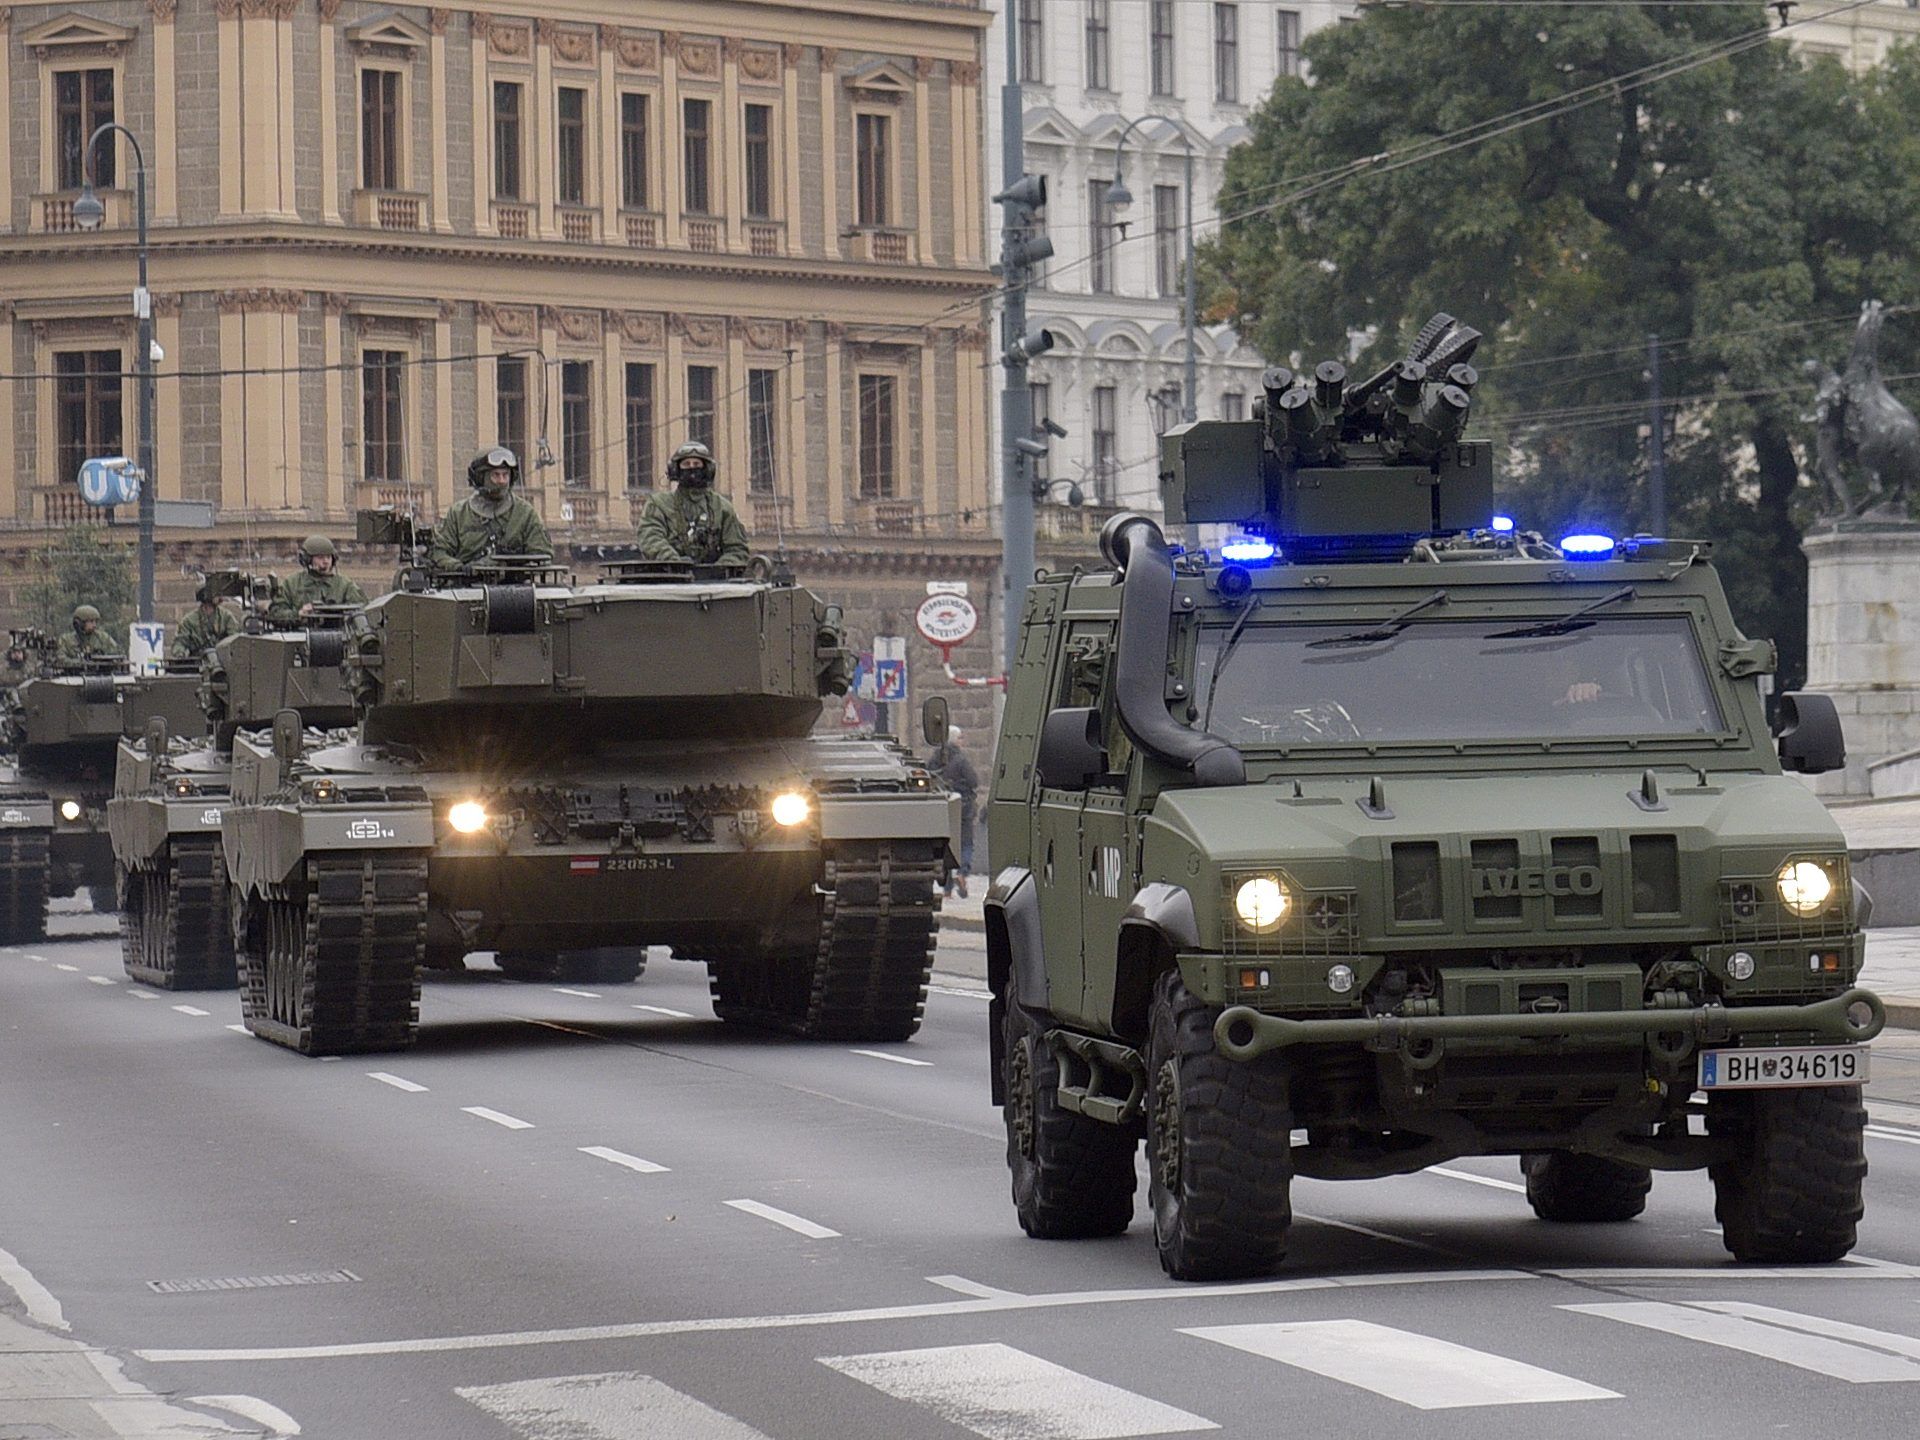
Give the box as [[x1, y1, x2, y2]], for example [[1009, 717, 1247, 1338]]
[[1884, 996, 1920, 1032]]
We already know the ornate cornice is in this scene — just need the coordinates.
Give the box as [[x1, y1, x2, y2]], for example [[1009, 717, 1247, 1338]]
[[913, 56, 935, 81], [542, 306, 601, 343], [428, 7, 449, 36], [618, 311, 664, 347], [668, 312, 726, 349], [478, 302, 536, 340], [612, 29, 658, 72], [739, 45, 780, 85], [951, 60, 980, 86], [321, 292, 351, 315], [147, 0, 179, 22], [550, 25, 595, 66], [216, 287, 304, 314], [488, 19, 530, 58]]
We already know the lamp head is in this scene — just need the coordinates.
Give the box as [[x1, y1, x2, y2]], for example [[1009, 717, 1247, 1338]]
[[1104, 177, 1134, 213], [72, 185, 106, 232]]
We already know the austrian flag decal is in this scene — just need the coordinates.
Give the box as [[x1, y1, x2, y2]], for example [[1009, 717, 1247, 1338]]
[[570, 857, 602, 876]]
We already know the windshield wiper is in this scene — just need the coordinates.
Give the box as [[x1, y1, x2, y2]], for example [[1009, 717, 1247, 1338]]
[[1487, 585, 1635, 640], [1200, 596, 1261, 731], [1304, 589, 1449, 650]]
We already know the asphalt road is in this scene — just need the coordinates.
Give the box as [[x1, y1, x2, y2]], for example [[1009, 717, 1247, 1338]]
[[5, 911, 1920, 1440]]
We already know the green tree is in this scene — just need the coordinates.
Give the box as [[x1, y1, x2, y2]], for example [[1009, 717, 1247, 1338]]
[[21, 525, 136, 645], [1203, 12, 1920, 686]]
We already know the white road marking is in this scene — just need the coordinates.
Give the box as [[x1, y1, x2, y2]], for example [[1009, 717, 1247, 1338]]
[[226, 1024, 249, 1034], [1549, 1262, 1920, 1282], [1429, 1165, 1528, 1195], [460, 1371, 773, 1440], [172, 1005, 211, 1017], [1700, 1301, 1920, 1359], [128, 988, 159, 999], [580, 1146, 669, 1175], [27, 953, 49, 962], [632, 1004, 693, 1018], [724, 1200, 839, 1240], [368, 1072, 428, 1093], [925, 1276, 1020, 1299], [820, 1342, 1217, 1439], [1566, 1301, 1920, 1381], [0, 1242, 70, 1331], [86, 974, 116, 986], [55, 962, 78, 971], [188, 1395, 302, 1435], [1866, 1124, 1920, 1147], [553, 988, 602, 999], [850, 1048, 933, 1067], [1294, 1210, 1461, 1258], [463, 1106, 534, 1130], [1185, 1321, 1618, 1409], [927, 982, 991, 1000]]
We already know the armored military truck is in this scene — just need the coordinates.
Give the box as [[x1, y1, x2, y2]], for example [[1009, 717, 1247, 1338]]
[[985, 315, 1882, 1280], [109, 622, 357, 989], [1, 660, 205, 940], [219, 520, 955, 1055]]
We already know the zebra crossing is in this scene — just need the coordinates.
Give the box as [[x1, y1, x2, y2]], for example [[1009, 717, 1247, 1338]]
[[455, 1296, 1920, 1438]]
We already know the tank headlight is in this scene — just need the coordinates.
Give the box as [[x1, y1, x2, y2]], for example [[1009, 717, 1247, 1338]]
[[1778, 860, 1834, 916], [59, 800, 82, 821], [448, 800, 488, 834], [1233, 876, 1290, 933], [771, 791, 811, 827]]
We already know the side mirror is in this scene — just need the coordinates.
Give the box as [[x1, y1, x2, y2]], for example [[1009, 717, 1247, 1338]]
[[1775, 692, 1846, 775], [1037, 706, 1107, 790], [271, 708, 303, 766], [144, 714, 168, 757], [922, 695, 950, 747]]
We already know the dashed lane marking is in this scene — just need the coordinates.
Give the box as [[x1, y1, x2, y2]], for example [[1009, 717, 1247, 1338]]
[[128, 988, 159, 999], [850, 1049, 933, 1067], [1866, 1124, 1920, 1147], [55, 962, 78, 971], [723, 1200, 840, 1240], [1566, 1301, 1920, 1382], [632, 1005, 693, 1018], [463, 1106, 534, 1130], [460, 1371, 774, 1440], [86, 975, 116, 986], [580, 1146, 669, 1175], [368, 1072, 428, 1093], [924, 1276, 1018, 1300], [553, 988, 602, 999], [172, 1005, 211, 1016], [1429, 1165, 1528, 1195], [225, 1024, 248, 1034], [926, 983, 990, 1001]]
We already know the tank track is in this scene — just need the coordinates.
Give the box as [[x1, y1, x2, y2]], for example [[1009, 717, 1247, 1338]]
[[239, 851, 428, 1056], [710, 839, 942, 1042], [121, 838, 238, 990], [0, 830, 50, 945]]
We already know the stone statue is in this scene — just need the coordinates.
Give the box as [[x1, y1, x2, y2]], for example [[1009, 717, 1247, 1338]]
[[1810, 300, 1920, 520]]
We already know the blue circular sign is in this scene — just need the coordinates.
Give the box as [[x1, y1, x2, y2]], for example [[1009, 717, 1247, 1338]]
[[77, 457, 140, 507]]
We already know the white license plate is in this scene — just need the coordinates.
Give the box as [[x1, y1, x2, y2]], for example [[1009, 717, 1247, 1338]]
[[1697, 1045, 1868, 1090]]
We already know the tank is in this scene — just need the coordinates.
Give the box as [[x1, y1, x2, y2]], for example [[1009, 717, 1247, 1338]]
[[220, 526, 956, 1056], [0, 649, 206, 941], [108, 616, 356, 989], [985, 314, 1882, 1279]]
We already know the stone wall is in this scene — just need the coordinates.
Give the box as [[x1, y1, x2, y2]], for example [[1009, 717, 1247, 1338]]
[[1802, 524, 1920, 797]]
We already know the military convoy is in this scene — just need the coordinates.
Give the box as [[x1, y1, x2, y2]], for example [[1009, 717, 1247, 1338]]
[[985, 316, 1882, 1279], [211, 519, 955, 1055]]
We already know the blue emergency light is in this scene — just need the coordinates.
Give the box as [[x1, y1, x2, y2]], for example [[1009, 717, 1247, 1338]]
[[1559, 533, 1617, 560], [1219, 536, 1278, 564]]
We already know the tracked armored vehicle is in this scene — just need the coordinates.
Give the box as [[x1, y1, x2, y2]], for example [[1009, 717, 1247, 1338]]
[[221, 524, 955, 1056], [109, 623, 356, 989], [986, 315, 1883, 1279], [0, 658, 204, 941]]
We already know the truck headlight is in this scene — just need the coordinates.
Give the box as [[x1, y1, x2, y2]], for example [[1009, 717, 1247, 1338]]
[[448, 800, 488, 834], [59, 800, 82, 821], [1233, 876, 1290, 933], [770, 791, 811, 827], [1778, 860, 1834, 917]]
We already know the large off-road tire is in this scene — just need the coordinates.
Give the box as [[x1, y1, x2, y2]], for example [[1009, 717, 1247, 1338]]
[[121, 839, 238, 990], [1522, 1152, 1652, 1223], [0, 829, 50, 945], [1146, 970, 1293, 1281], [237, 852, 427, 1057], [1709, 1084, 1867, 1263], [1003, 991, 1136, 1239]]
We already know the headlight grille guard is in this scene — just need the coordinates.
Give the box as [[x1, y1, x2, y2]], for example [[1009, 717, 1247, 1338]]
[[1220, 869, 1359, 958]]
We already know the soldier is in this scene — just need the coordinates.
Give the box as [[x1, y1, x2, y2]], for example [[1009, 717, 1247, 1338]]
[[635, 441, 751, 566], [927, 724, 979, 898], [428, 446, 552, 572], [56, 605, 121, 663], [269, 536, 368, 627], [171, 584, 240, 659]]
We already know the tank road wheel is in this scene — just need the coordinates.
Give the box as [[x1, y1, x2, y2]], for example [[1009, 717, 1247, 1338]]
[[796, 840, 943, 1042], [1004, 991, 1136, 1239], [1708, 1085, 1867, 1263], [0, 830, 50, 945], [121, 839, 238, 990], [240, 852, 428, 1057], [1146, 970, 1293, 1281], [118, 863, 146, 977], [1522, 1152, 1652, 1223]]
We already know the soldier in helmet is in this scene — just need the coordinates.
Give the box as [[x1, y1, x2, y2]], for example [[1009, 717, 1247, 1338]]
[[635, 441, 751, 566], [171, 583, 240, 659], [56, 604, 121, 663], [269, 535, 368, 626], [428, 445, 552, 572]]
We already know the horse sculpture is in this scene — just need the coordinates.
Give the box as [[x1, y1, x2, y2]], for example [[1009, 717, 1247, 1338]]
[[1811, 300, 1920, 520]]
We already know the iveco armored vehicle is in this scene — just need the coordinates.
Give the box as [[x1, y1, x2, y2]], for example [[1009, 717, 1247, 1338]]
[[986, 315, 1881, 1280], [1, 655, 204, 940], [219, 517, 955, 1055], [109, 617, 357, 989]]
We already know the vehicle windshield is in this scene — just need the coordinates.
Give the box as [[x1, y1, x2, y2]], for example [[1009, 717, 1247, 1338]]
[[1194, 615, 1726, 746]]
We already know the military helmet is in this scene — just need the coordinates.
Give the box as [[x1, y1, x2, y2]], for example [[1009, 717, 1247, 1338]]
[[72, 604, 101, 625], [668, 441, 716, 487], [299, 534, 338, 564], [195, 582, 217, 605], [468, 445, 521, 489]]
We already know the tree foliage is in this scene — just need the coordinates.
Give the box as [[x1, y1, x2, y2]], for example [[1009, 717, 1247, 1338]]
[[20, 525, 135, 644], [1202, 12, 1920, 685]]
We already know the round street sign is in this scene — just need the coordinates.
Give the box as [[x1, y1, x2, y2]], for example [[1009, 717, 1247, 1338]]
[[77, 456, 139, 507], [915, 592, 978, 649]]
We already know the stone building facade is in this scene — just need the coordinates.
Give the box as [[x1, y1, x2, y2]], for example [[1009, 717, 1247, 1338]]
[[0, 0, 1004, 751]]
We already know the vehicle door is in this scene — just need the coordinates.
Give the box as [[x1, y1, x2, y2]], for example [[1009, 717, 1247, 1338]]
[[1031, 620, 1112, 1025]]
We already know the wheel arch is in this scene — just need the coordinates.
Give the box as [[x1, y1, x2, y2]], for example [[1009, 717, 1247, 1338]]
[[985, 865, 1046, 1105], [1112, 882, 1199, 1043]]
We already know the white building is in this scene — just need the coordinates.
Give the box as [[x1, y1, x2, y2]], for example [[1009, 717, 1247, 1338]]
[[1792, 1, 1920, 69], [984, 1, 1357, 513]]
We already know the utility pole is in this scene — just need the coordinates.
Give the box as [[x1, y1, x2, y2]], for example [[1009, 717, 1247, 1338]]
[[1647, 333, 1667, 537], [994, 16, 1055, 667]]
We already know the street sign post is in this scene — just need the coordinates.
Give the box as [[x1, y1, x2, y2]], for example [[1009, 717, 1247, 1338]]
[[873, 634, 907, 733], [915, 593, 979, 658]]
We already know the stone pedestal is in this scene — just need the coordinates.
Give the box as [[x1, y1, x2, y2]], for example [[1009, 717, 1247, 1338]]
[[1803, 522, 1920, 797]]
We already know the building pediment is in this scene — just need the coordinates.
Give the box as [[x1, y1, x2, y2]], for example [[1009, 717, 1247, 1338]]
[[19, 12, 137, 59], [346, 10, 430, 56], [846, 59, 914, 103], [1024, 108, 1080, 147]]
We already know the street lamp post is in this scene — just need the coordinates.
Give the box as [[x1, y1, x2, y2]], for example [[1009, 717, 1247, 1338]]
[[71, 123, 155, 623], [1104, 117, 1198, 423]]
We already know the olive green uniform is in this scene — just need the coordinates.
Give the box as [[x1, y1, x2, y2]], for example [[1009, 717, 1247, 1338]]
[[635, 488, 750, 566], [427, 493, 552, 570], [268, 570, 369, 627], [171, 603, 241, 658], [56, 628, 121, 662]]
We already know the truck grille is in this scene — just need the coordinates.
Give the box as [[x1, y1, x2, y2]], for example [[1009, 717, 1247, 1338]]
[[1389, 830, 1690, 933]]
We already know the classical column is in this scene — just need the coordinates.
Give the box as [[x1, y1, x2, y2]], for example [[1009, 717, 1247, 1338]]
[[469, 13, 490, 233], [154, 296, 182, 501], [950, 62, 980, 267], [0, 306, 15, 515], [661, 33, 682, 243], [435, 304, 456, 510], [914, 58, 934, 266], [275, 0, 296, 215], [819, 49, 840, 259], [320, 0, 341, 223], [429, 9, 451, 230], [150, 1, 179, 221], [664, 318, 686, 451], [322, 296, 347, 517], [534, 20, 556, 239], [32, 324, 57, 495], [723, 322, 745, 490], [601, 313, 624, 516], [786, 321, 808, 528], [0, 12, 12, 235], [919, 335, 938, 519], [598, 26, 620, 241], [824, 328, 845, 527], [781, 46, 801, 257], [217, 299, 246, 508], [217, 1, 242, 216], [721, 39, 743, 252]]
